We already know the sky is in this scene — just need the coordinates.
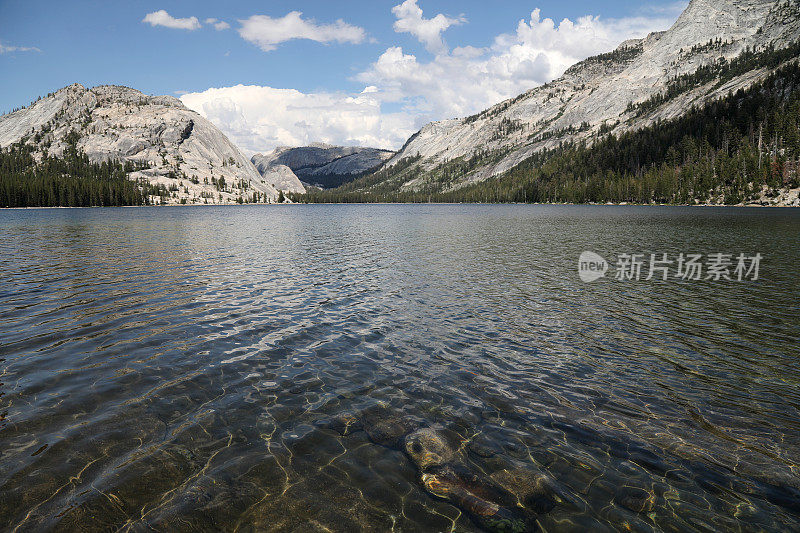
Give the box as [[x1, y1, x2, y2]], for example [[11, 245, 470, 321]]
[[0, 0, 687, 153]]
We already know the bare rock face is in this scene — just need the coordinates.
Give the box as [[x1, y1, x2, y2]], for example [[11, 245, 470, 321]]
[[372, 0, 800, 191], [0, 84, 280, 204], [256, 164, 307, 194], [252, 144, 394, 189]]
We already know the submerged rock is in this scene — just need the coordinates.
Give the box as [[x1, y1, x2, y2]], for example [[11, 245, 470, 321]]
[[490, 469, 561, 515], [422, 464, 534, 533], [614, 486, 656, 513], [364, 415, 417, 447], [404, 428, 455, 471], [315, 412, 363, 436], [468, 435, 502, 458]]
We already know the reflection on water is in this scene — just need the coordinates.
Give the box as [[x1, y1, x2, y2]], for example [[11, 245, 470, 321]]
[[1, 205, 799, 532]]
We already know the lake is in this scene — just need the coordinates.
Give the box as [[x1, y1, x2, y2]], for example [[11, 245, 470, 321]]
[[1, 205, 799, 531]]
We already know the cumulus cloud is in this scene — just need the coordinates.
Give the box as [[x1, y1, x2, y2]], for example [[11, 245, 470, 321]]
[[142, 10, 201, 30], [205, 18, 231, 31], [238, 12, 366, 52], [181, 85, 417, 154], [391, 0, 465, 55], [0, 42, 40, 54], [184, 4, 681, 152], [358, 6, 680, 120], [495, 8, 678, 75]]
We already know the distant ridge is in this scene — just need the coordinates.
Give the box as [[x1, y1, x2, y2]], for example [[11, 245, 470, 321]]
[[252, 145, 394, 189]]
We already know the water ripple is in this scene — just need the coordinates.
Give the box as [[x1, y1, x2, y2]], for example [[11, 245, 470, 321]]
[[0, 205, 799, 531]]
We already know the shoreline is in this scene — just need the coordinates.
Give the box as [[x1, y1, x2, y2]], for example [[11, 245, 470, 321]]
[[2, 201, 799, 210]]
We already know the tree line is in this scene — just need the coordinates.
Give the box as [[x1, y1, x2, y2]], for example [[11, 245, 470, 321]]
[[0, 138, 157, 207]]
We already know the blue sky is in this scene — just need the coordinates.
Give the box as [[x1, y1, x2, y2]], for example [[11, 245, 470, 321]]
[[1, 0, 687, 151]]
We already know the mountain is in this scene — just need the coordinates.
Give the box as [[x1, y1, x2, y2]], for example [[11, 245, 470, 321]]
[[253, 164, 307, 195], [251, 144, 394, 189], [0, 84, 286, 204], [340, 0, 800, 196]]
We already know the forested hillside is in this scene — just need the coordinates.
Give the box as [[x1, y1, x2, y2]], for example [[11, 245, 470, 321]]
[[356, 0, 800, 194], [0, 139, 163, 207], [295, 61, 800, 205]]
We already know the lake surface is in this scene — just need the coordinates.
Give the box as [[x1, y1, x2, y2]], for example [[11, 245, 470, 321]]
[[1, 204, 799, 532]]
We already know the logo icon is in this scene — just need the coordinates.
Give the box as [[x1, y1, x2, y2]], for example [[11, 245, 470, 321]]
[[579, 251, 608, 283]]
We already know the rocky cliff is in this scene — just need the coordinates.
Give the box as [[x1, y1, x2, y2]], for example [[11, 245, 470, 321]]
[[254, 164, 307, 194], [252, 143, 394, 189], [367, 0, 800, 192], [0, 84, 285, 204]]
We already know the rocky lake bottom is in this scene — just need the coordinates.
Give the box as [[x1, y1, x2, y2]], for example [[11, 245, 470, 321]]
[[1, 204, 798, 531]]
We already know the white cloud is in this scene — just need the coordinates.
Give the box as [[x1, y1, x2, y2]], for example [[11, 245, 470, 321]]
[[143, 10, 201, 30], [357, 6, 681, 121], [495, 8, 678, 74], [0, 42, 40, 54], [391, 0, 465, 55], [183, 4, 682, 152], [205, 18, 231, 31], [181, 85, 417, 154], [238, 12, 366, 52]]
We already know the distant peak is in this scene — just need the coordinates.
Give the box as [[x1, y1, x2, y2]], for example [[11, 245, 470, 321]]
[[92, 84, 141, 92], [58, 83, 87, 93]]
